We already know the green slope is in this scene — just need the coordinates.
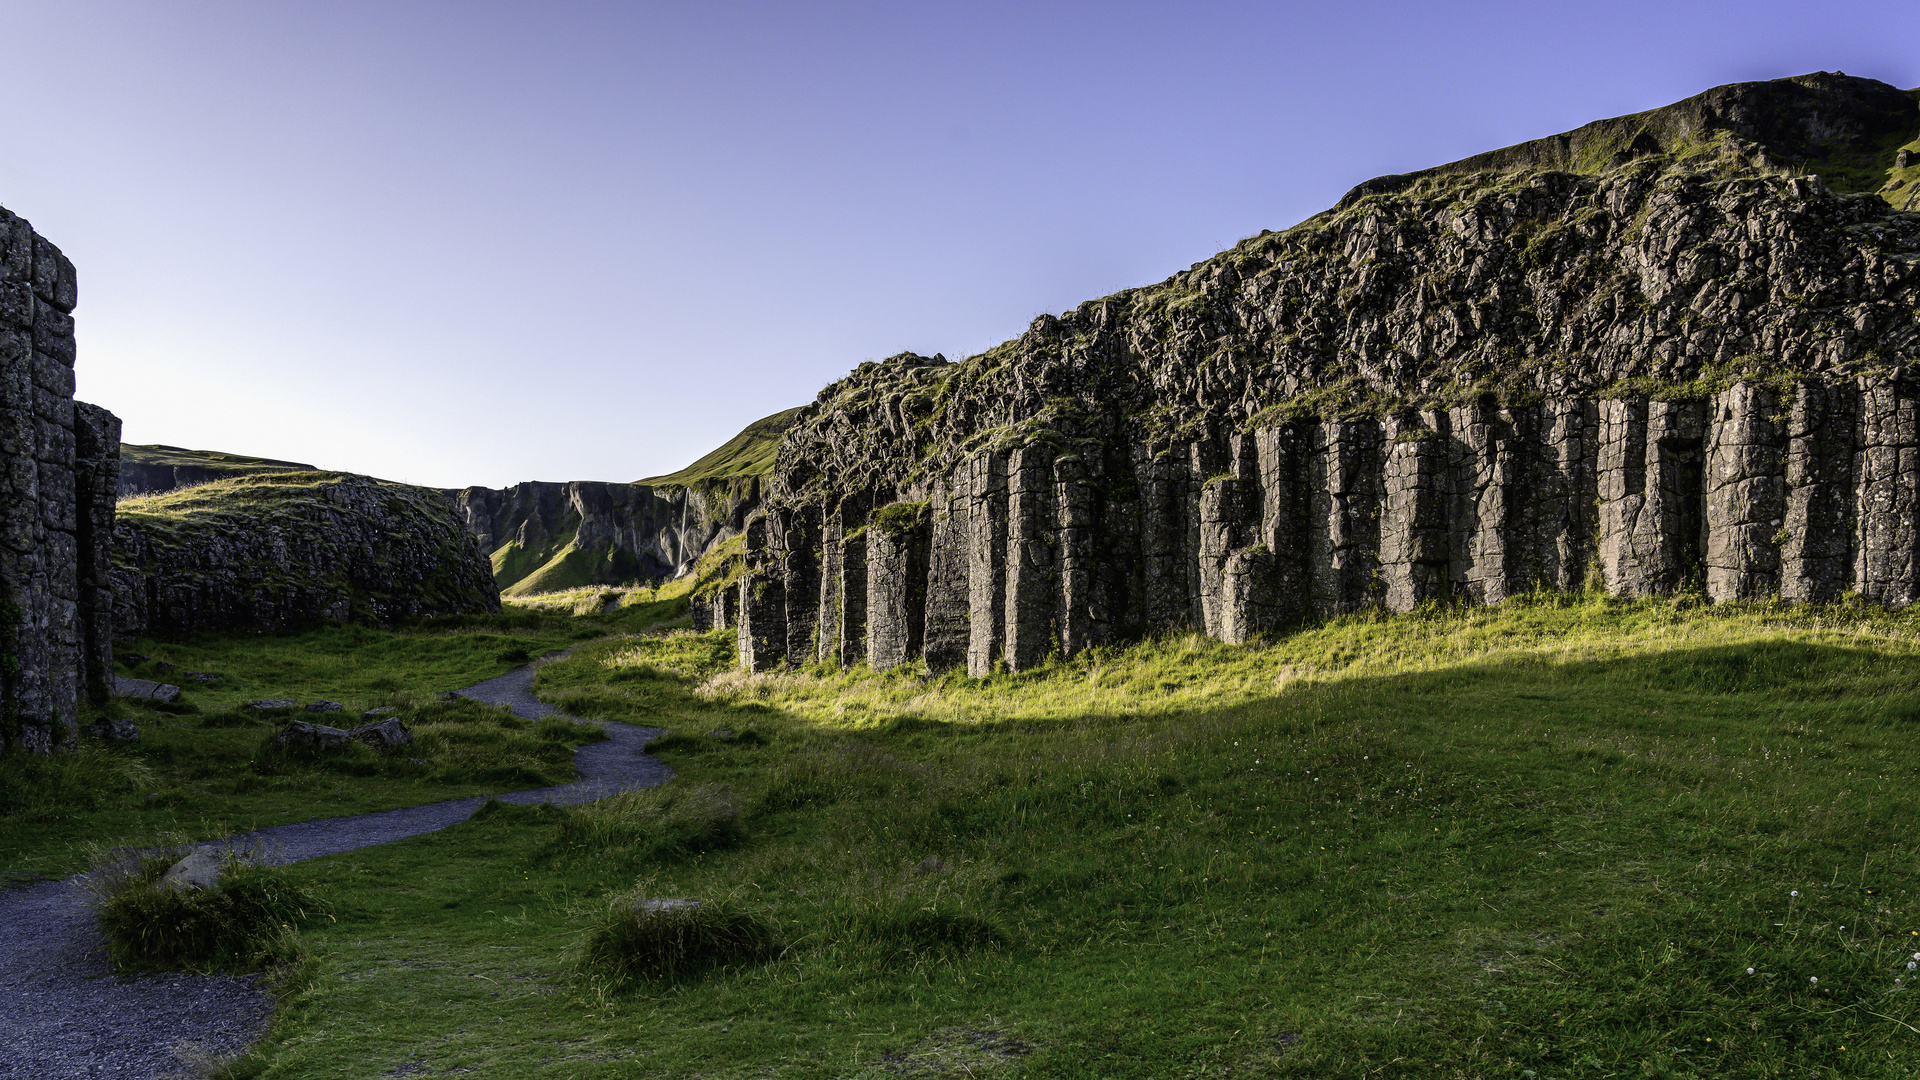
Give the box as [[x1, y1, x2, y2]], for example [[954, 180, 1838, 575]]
[[635, 407, 802, 487]]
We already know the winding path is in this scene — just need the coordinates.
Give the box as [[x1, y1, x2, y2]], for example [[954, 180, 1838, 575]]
[[0, 660, 671, 1080]]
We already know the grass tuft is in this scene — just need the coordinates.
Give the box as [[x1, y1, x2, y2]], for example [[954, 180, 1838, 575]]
[[87, 843, 329, 973], [552, 782, 746, 864], [571, 893, 781, 985]]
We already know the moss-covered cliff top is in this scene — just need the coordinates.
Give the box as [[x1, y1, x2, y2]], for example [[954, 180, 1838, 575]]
[[762, 72, 1920, 503], [636, 407, 802, 488], [117, 471, 457, 551], [120, 443, 316, 476]]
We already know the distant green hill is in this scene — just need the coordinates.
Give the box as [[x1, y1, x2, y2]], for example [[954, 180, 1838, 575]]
[[636, 407, 802, 487]]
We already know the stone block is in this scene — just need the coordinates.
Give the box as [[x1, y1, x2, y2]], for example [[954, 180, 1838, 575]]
[[1854, 377, 1920, 606], [965, 450, 1007, 677], [922, 478, 971, 672], [866, 505, 929, 672], [1003, 445, 1054, 672], [1379, 411, 1450, 613], [1307, 419, 1383, 615], [838, 528, 867, 667]]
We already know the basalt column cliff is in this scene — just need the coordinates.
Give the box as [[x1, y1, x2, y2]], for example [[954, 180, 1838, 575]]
[[731, 73, 1920, 673], [0, 206, 121, 750]]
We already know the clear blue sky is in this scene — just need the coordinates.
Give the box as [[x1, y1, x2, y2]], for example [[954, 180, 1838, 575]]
[[3, 1, 1915, 489]]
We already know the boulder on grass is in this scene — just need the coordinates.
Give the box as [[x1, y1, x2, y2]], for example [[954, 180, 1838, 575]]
[[348, 717, 413, 751], [161, 848, 223, 892], [112, 677, 180, 704], [85, 717, 140, 742], [361, 705, 398, 719], [304, 701, 344, 714], [246, 699, 298, 711], [274, 719, 352, 751]]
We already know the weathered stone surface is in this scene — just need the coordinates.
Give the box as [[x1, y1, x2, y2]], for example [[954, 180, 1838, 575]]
[[111, 677, 180, 704], [113, 472, 500, 636], [838, 527, 868, 667], [773, 504, 821, 666], [161, 849, 222, 892], [1855, 377, 1920, 606], [348, 717, 413, 751], [1308, 421, 1383, 616], [1704, 383, 1787, 602], [1782, 382, 1855, 603], [84, 716, 138, 742], [273, 720, 351, 751], [1003, 447, 1054, 672], [246, 699, 297, 711], [1380, 412, 1450, 613], [866, 503, 929, 672], [736, 515, 786, 672], [922, 480, 971, 672], [304, 700, 344, 714], [964, 451, 1007, 677]]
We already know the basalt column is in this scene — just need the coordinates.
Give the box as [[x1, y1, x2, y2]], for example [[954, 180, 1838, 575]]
[[838, 526, 868, 667], [1380, 411, 1451, 613], [1536, 397, 1599, 592], [1307, 419, 1384, 615], [1199, 433, 1276, 643], [1598, 398, 1705, 597], [1781, 383, 1855, 604], [816, 504, 843, 663], [964, 450, 1007, 677], [1448, 402, 1538, 604], [73, 403, 118, 707], [1855, 377, 1920, 606], [1704, 383, 1787, 602], [1003, 446, 1055, 672], [1136, 445, 1195, 630], [1054, 454, 1096, 658], [774, 504, 821, 666], [1252, 425, 1309, 627], [922, 479, 971, 672], [866, 507, 930, 672], [737, 515, 786, 672]]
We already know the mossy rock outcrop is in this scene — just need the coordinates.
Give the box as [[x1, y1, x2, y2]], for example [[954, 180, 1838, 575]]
[[112, 471, 500, 635]]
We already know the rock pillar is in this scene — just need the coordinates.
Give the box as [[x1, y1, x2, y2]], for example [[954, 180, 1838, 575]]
[[1003, 446, 1055, 672], [1380, 411, 1451, 613], [1307, 419, 1383, 615], [922, 479, 971, 672], [1054, 454, 1095, 658], [1704, 383, 1787, 602], [1598, 397, 1705, 597], [1854, 377, 1920, 606], [839, 527, 867, 667], [866, 504, 930, 672], [737, 515, 786, 672], [965, 451, 1007, 677], [1781, 382, 1854, 604]]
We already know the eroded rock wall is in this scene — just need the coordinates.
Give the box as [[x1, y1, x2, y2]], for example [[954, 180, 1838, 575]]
[[0, 209, 121, 752], [726, 74, 1920, 674]]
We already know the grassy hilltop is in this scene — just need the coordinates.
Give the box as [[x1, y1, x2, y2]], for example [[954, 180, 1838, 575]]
[[13, 589, 1920, 1078]]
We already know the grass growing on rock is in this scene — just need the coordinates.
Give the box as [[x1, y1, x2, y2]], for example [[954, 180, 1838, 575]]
[[194, 592, 1920, 1078]]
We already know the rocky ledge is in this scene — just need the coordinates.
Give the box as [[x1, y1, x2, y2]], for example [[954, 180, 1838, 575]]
[[112, 471, 499, 635]]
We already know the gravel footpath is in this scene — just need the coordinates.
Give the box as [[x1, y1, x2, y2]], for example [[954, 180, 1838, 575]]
[[0, 657, 671, 1080]]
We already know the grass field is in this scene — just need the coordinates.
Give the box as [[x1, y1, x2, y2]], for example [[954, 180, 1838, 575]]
[[89, 592, 1908, 1079]]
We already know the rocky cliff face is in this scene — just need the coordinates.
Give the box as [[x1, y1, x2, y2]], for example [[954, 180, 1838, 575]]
[[113, 472, 499, 635], [454, 477, 759, 596], [733, 72, 1920, 673]]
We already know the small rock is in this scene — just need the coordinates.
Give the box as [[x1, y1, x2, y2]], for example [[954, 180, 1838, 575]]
[[361, 705, 399, 719], [912, 855, 945, 875], [1899, 148, 1914, 169], [348, 717, 413, 751], [273, 719, 352, 751], [161, 848, 223, 892], [84, 717, 140, 742], [112, 677, 181, 704], [246, 699, 298, 711], [407, 757, 427, 766], [185, 671, 221, 683], [304, 701, 344, 714], [153, 661, 179, 675], [633, 898, 700, 915], [117, 652, 149, 666]]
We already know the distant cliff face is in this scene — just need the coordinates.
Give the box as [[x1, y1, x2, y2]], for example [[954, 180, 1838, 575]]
[[454, 478, 760, 596], [455, 408, 798, 596], [113, 472, 499, 635], [725, 72, 1920, 674]]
